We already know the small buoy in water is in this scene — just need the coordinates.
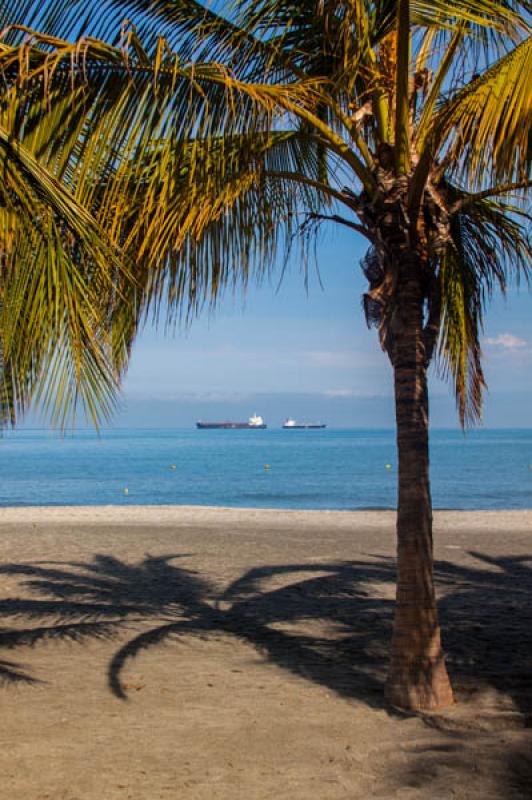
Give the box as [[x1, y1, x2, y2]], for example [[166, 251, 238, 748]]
[[264, 464, 271, 470], [170, 465, 177, 470], [124, 487, 129, 495], [385, 464, 392, 470]]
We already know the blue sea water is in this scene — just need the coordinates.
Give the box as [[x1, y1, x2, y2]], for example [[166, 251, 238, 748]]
[[0, 428, 531, 510]]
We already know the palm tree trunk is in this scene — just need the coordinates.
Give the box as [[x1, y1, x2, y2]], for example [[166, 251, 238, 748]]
[[385, 249, 454, 711]]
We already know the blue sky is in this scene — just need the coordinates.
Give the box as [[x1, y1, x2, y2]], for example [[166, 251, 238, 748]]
[[114, 224, 531, 429]]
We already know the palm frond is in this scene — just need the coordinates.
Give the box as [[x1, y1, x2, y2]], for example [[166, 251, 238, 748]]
[[428, 36, 532, 188], [437, 196, 530, 424], [395, 0, 411, 174], [0, 96, 130, 427], [125, 130, 336, 323]]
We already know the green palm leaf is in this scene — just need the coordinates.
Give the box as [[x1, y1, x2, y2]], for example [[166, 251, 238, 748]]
[[438, 195, 530, 424], [427, 36, 531, 187]]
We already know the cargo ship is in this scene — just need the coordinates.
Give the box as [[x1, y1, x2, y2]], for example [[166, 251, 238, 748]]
[[196, 414, 267, 429], [282, 418, 326, 429]]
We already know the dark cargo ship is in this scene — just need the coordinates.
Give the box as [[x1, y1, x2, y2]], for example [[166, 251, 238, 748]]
[[196, 414, 267, 429]]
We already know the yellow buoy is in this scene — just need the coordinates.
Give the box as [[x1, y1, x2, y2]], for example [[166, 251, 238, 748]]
[[264, 464, 271, 470], [170, 465, 177, 470], [124, 487, 129, 495], [385, 464, 392, 470]]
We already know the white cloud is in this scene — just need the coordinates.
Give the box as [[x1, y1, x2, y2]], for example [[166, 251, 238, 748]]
[[484, 333, 527, 350]]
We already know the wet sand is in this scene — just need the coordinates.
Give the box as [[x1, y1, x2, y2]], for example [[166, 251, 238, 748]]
[[0, 507, 531, 799]]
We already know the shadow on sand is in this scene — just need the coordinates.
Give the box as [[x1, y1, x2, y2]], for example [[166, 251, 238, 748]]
[[0, 551, 395, 704], [0, 542, 531, 795]]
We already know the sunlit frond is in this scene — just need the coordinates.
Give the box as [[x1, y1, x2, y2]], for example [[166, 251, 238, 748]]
[[122, 130, 335, 324], [0, 112, 131, 427], [429, 36, 532, 187]]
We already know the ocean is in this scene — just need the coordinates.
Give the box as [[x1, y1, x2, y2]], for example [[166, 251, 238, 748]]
[[0, 427, 531, 510]]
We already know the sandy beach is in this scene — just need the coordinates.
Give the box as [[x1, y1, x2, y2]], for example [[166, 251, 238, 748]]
[[1, 506, 531, 799]]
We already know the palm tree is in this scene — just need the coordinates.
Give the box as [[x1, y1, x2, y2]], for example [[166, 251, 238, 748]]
[[0, 0, 529, 709]]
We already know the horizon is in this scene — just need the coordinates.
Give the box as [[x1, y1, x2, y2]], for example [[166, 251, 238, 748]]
[[20, 222, 532, 431], [88, 226, 532, 431], [10, 421, 532, 432]]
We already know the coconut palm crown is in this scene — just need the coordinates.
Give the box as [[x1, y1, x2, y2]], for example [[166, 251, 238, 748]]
[[0, 0, 530, 709]]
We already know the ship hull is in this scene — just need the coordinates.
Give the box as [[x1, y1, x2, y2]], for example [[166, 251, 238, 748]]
[[282, 424, 326, 429], [196, 422, 267, 429]]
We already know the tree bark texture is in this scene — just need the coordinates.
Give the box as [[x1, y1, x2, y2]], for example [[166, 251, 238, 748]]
[[385, 249, 454, 711]]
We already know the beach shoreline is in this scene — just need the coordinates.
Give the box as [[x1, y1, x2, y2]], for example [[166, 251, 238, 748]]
[[1, 504, 531, 521], [1, 507, 531, 799]]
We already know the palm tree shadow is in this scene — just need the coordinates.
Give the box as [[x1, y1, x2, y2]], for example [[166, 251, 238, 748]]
[[0, 549, 396, 706], [0, 545, 531, 721], [436, 551, 532, 721], [0, 657, 40, 686]]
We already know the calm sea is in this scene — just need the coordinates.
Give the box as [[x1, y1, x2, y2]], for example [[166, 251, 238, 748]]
[[0, 428, 531, 510]]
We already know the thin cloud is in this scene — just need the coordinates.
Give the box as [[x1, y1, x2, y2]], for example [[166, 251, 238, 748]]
[[484, 333, 527, 350], [303, 350, 381, 368], [126, 390, 252, 403], [303, 350, 355, 367], [322, 389, 387, 398]]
